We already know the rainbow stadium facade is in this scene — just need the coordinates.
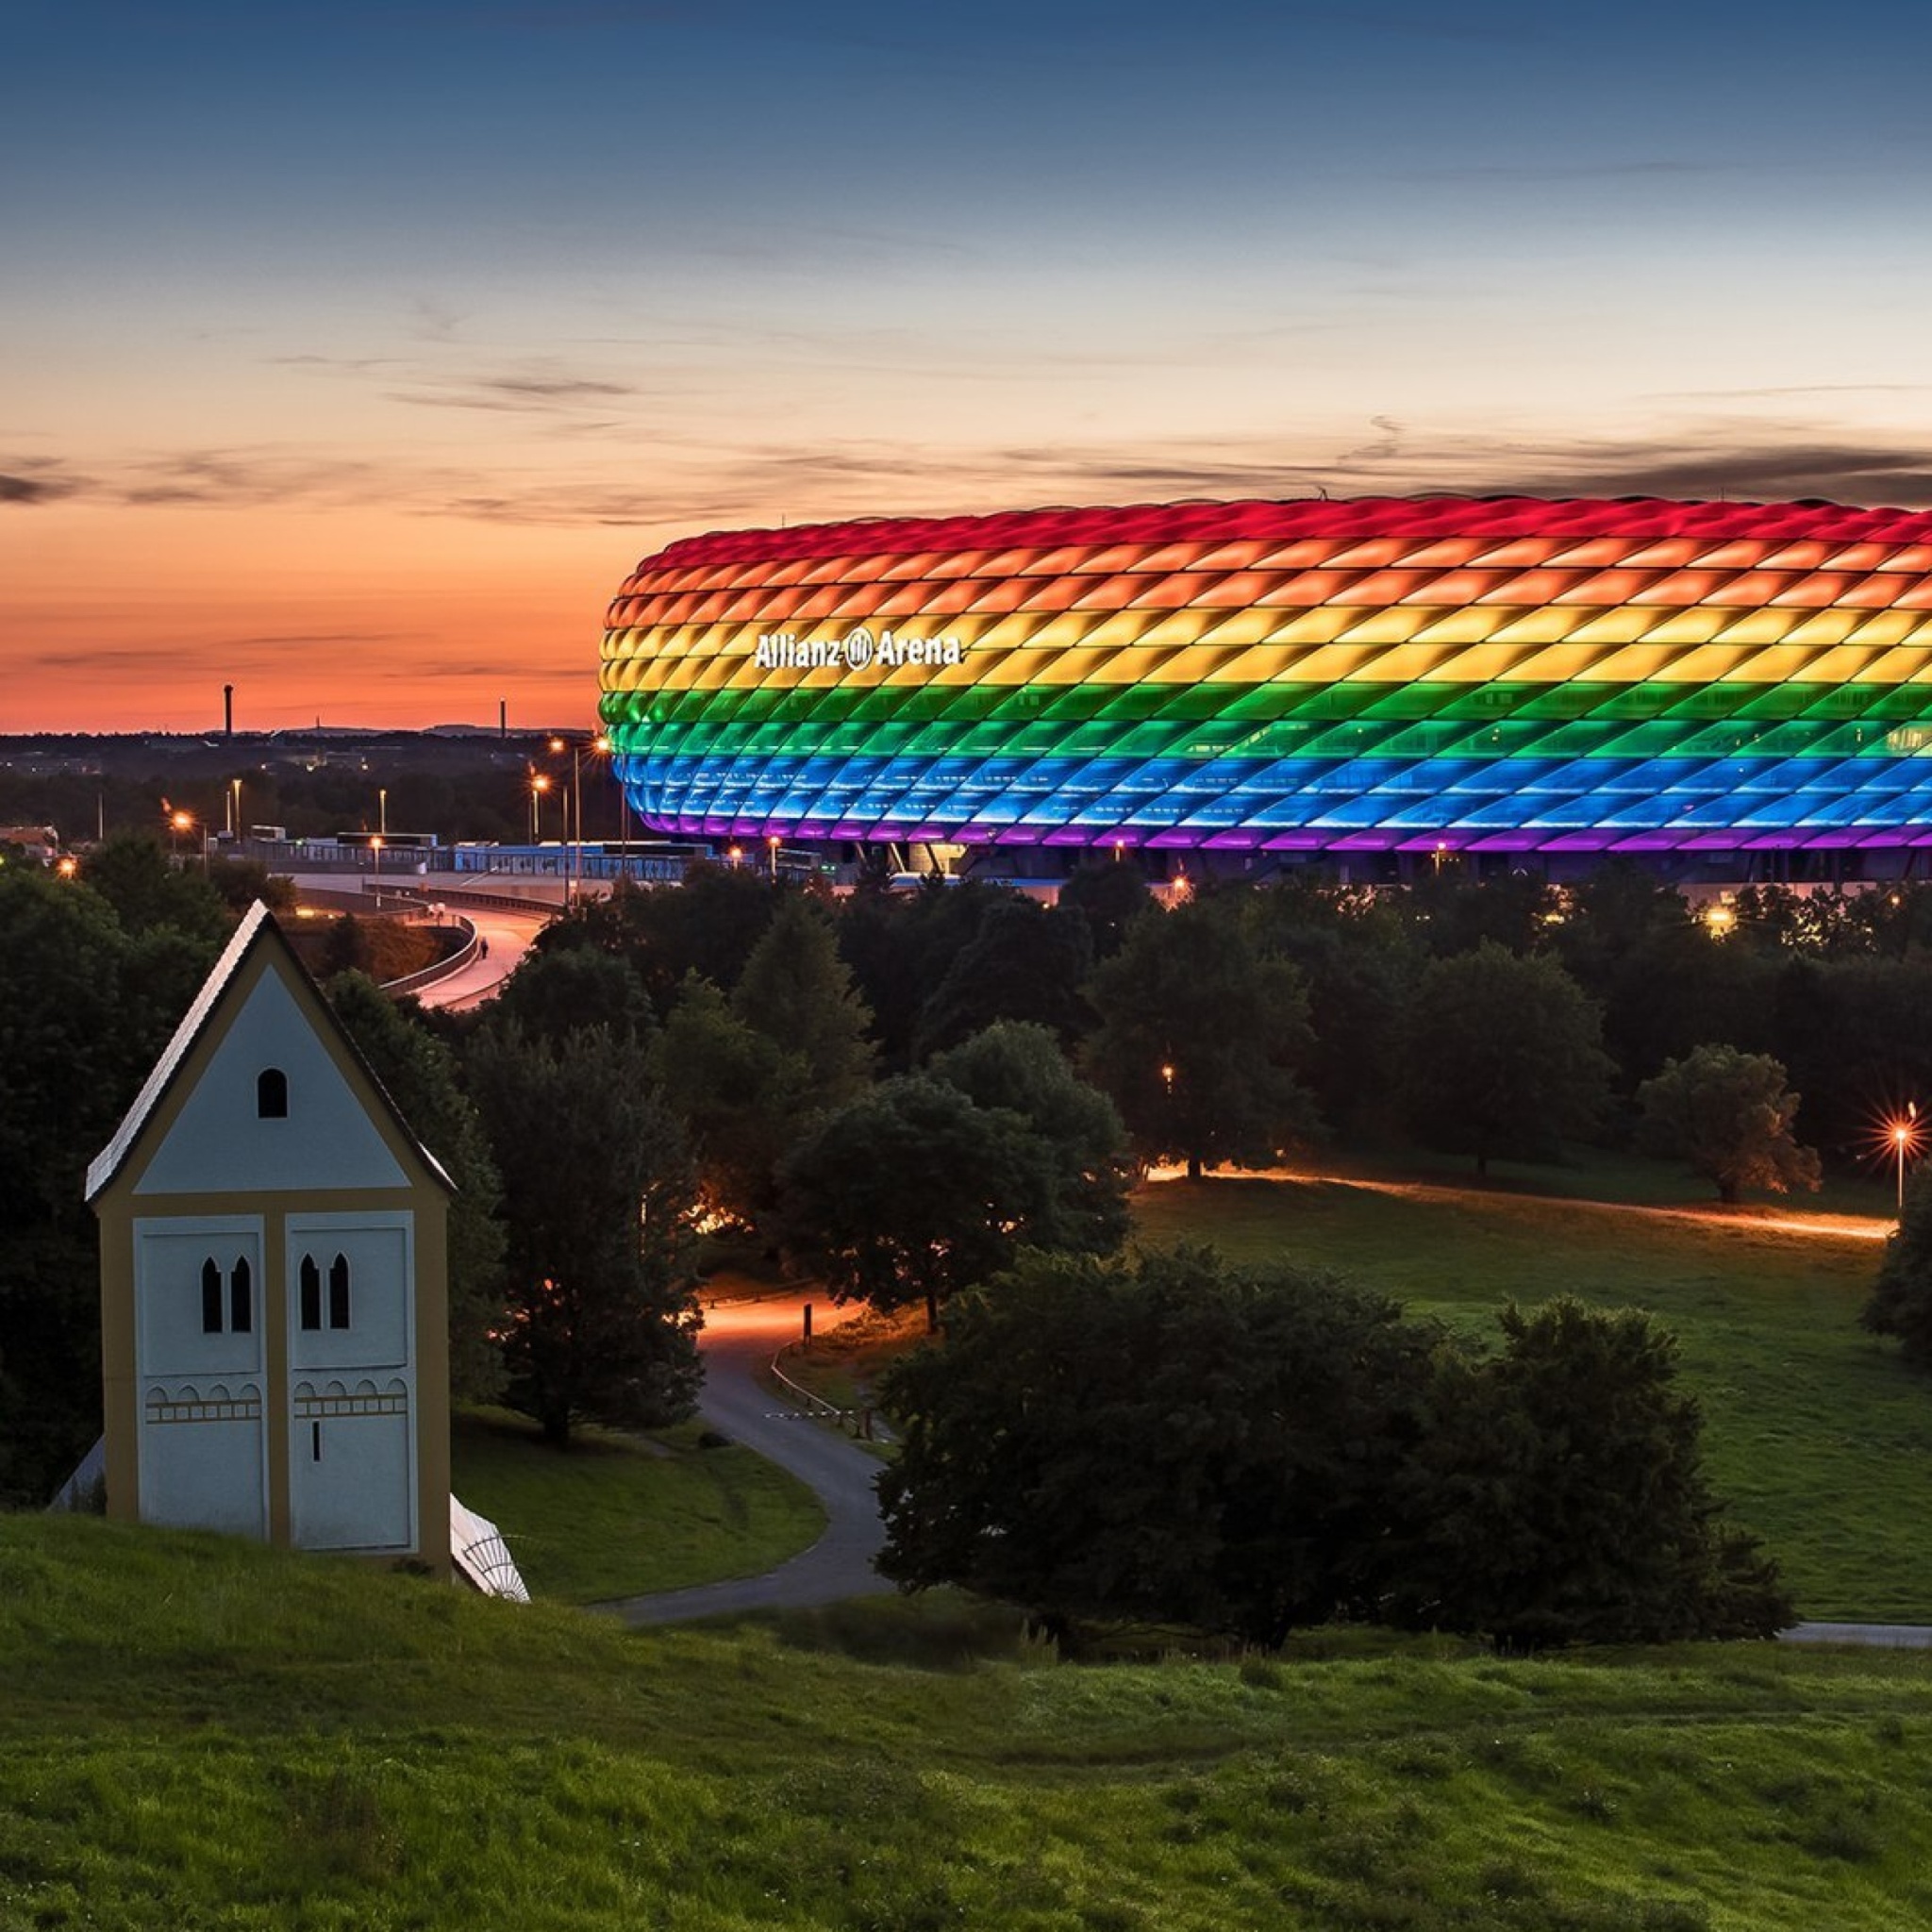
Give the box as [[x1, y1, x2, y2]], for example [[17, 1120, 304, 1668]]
[[598, 496, 1932, 872]]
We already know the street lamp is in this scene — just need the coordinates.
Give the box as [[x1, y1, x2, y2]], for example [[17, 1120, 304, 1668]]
[[1894, 1104, 1921, 1218], [767, 833, 780, 881], [529, 772, 552, 844], [378, 788, 388, 838]]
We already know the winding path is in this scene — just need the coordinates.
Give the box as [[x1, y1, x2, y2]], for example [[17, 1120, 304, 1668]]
[[597, 1293, 892, 1626]]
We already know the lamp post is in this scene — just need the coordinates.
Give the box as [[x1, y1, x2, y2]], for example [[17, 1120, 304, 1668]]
[[767, 833, 780, 881], [529, 772, 551, 845], [378, 788, 388, 838], [1895, 1103, 1920, 1218]]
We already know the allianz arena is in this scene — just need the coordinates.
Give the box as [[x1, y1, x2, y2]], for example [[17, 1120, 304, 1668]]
[[598, 495, 1932, 866]]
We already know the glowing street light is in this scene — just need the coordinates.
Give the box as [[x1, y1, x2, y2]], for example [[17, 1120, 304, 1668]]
[[767, 833, 780, 881], [529, 772, 552, 843], [1893, 1103, 1921, 1218]]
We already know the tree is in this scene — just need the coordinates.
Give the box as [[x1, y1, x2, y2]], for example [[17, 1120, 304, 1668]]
[[730, 894, 874, 1106], [928, 1021, 1131, 1257], [1863, 1166, 1932, 1372], [325, 972, 508, 1401], [465, 1024, 700, 1443], [0, 866, 223, 1503], [651, 974, 791, 1227], [1057, 859, 1153, 963], [877, 1248, 1440, 1645], [1082, 896, 1319, 1177], [1241, 880, 1421, 1142], [72, 831, 229, 943], [834, 879, 1009, 1071], [1636, 1043, 1821, 1204], [777, 1074, 1059, 1330], [912, 897, 1094, 1057], [1389, 1299, 1792, 1649], [489, 942, 656, 1047], [1401, 941, 1611, 1174]]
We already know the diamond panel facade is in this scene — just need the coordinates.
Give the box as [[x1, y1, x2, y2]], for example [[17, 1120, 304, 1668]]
[[598, 495, 1932, 855]]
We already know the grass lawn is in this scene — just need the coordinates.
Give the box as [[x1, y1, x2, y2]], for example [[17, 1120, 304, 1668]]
[[1133, 1154, 1932, 1623], [8, 1514, 1932, 1928], [449, 1407, 824, 1604]]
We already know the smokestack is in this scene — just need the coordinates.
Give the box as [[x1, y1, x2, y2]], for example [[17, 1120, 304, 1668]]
[[224, 685, 234, 738], [500, 698, 507, 739]]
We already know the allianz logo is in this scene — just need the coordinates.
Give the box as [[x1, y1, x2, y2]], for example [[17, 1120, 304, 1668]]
[[754, 625, 964, 673]]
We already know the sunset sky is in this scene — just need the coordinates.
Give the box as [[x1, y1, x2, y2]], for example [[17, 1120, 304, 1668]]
[[6, 0, 1931, 733]]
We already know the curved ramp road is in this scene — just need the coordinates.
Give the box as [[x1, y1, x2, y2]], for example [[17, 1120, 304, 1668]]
[[600, 1293, 893, 1626]]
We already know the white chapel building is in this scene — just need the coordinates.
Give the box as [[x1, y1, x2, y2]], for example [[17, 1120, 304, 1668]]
[[87, 902, 453, 1575]]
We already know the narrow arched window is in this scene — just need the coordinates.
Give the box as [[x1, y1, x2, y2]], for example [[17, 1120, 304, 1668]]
[[327, 1253, 351, 1330], [201, 1257, 223, 1334], [257, 1068, 289, 1119], [229, 1255, 252, 1334], [299, 1254, 322, 1331]]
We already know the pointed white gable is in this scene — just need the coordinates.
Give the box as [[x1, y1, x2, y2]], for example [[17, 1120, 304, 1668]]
[[135, 966, 409, 1195]]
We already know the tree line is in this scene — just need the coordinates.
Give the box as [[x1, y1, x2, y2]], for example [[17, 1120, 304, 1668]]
[[9, 835, 1932, 1555]]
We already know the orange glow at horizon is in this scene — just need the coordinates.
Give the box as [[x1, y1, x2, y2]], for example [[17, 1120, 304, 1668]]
[[4, 503, 638, 733]]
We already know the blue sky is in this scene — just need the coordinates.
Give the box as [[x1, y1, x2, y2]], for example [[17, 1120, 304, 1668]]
[[6, 0, 1931, 728]]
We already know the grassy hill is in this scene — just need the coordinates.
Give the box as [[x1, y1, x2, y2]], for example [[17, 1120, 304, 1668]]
[[7, 1514, 1932, 1929]]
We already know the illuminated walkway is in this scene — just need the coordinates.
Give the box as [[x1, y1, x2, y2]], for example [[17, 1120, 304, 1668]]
[[597, 1291, 891, 1626]]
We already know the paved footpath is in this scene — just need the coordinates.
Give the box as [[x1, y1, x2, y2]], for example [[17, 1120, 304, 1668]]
[[596, 1293, 893, 1626], [1785, 1622, 1932, 1647]]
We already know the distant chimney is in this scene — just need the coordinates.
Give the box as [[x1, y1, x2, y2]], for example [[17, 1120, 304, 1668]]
[[499, 698, 507, 739], [224, 685, 234, 738]]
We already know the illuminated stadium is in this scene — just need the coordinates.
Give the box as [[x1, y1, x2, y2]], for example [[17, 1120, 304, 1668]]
[[598, 496, 1932, 874]]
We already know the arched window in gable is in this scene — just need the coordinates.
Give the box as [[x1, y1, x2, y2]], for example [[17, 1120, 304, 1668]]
[[229, 1255, 253, 1334], [299, 1254, 322, 1331], [257, 1068, 289, 1119], [328, 1253, 351, 1330], [201, 1257, 223, 1334]]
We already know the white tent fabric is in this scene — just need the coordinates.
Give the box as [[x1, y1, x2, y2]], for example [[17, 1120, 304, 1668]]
[[450, 1492, 530, 1602]]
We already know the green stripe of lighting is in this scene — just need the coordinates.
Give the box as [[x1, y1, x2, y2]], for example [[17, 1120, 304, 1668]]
[[606, 681, 1932, 766]]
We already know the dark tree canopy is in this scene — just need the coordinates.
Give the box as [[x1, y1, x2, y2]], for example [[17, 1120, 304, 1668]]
[[489, 941, 657, 1048], [1863, 1165, 1932, 1373], [466, 1023, 700, 1444], [74, 831, 230, 944], [1082, 897, 1319, 1177], [912, 897, 1094, 1058], [1389, 1299, 1792, 1649], [778, 1074, 1066, 1330], [877, 1248, 1440, 1646], [0, 866, 223, 1503], [1056, 859, 1153, 963], [1636, 1043, 1821, 1205], [879, 1257, 1790, 1651], [1400, 941, 1611, 1174], [651, 974, 791, 1228], [929, 1021, 1132, 1257], [730, 894, 875, 1106]]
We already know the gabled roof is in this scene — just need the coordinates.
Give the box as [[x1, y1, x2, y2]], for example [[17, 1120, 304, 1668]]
[[85, 900, 455, 1203]]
